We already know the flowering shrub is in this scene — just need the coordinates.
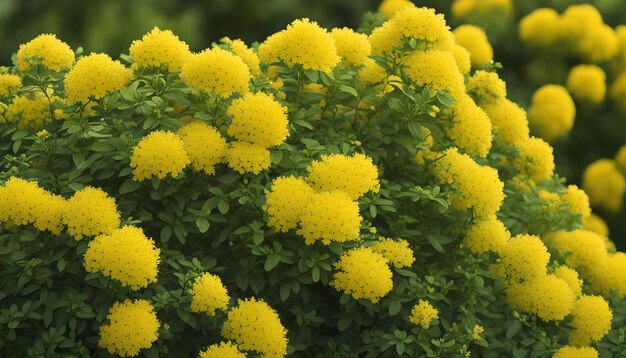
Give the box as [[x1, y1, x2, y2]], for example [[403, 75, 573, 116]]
[[1, 2, 626, 357]]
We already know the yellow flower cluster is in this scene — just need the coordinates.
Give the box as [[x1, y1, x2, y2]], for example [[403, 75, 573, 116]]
[[506, 274, 576, 321], [83, 226, 160, 290], [63, 186, 120, 240], [221, 38, 261, 75], [445, 95, 493, 158], [226, 92, 288, 148], [4, 93, 51, 130], [177, 122, 228, 175], [0, 73, 21, 96], [499, 234, 549, 283], [583, 214, 609, 237], [472, 325, 484, 340], [221, 298, 288, 357], [377, 0, 415, 19], [403, 50, 466, 99], [331, 247, 393, 302], [514, 137, 555, 182], [554, 266, 583, 298], [371, 237, 415, 268], [226, 141, 272, 175], [0, 177, 67, 235], [436, 147, 504, 218], [528, 85, 576, 142], [582, 159, 626, 212], [64, 53, 132, 104], [463, 216, 510, 254], [199, 342, 245, 358], [98, 299, 160, 357], [452, 25, 493, 67], [331, 27, 371, 66], [451, 0, 511, 20], [129, 27, 191, 71], [258, 18, 340, 72], [409, 300, 438, 329], [265, 176, 315, 232], [561, 185, 591, 220], [297, 191, 361, 245], [306, 153, 380, 199], [481, 99, 529, 145], [467, 70, 506, 104], [16, 34, 74, 72], [569, 295, 613, 346], [553, 346, 599, 358], [566, 65, 606, 104], [190, 272, 230, 316], [130, 130, 190, 181], [180, 48, 250, 98]]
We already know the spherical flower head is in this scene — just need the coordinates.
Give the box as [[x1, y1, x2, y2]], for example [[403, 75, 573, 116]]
[[519, 8, 563, 47], [499, 234, 549, 283], [330, 27, 371, 66], [199, 342, 246, 358], [16, 34, 74, 72], [566, 65, 606, 104], [577, 24, 618, 64], [177, 122, 227, 175], [481, 99, 530, 145], [463, 216, 510, 254], [550, 230, 609, 272], [561, 185, 591, 220], [180, 48, 250, 98], [371, 237, 415, 268], [190, 273, 230, 316], [582, 159, 626, 212], [226, 92, 288, 148], [0, 74, 21, 96], [331, 247, 393, 302], [378, 0, 416, 19], [221, 298, 288, 357], [264, 176, 315, 232], [448, 43, 471, 75], [370, 7, 453, 56], [560, 4, 603, 41], [467, 70, 506, 104], [63, 186, 120, 240], [84, 226, 160, 290], [452, 0, 512, 20], [226, 141, 272, 174], [528, 84, 575, 142], [583, 213, 609, 237], [297, 191, 361, 245], [514, 137, 555, 182], [453, 25, 493, 67], [34, 191, 68, 235], [403, 50, 466, 99], [5, 93, 51, 130], [554, 266, 583, 298], [64, 53, 131, 104], [306, 153, 380, 199], [129, 27, 191, 71], [589, 252, 626, 298], [610, 72, 626, 111], [446, 95, 493, 158], [222, 38, 261, 75], [436, 147, 504, 217], [553, 346, 599, 358], [258, 19, 340, 72], [130, 130, 190, 181], [472, 325, 485, 340], [527, 275, 576, 321], [615, 144, 626, 175], [569, 295, 613, 346], [99, 299, 160, 357], [409, 300, 438, 328]]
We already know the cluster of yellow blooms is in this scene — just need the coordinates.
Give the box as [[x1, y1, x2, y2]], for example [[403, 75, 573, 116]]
[[528, 85, 576, 143], [330, 246, 393, 302], [189, 272, 230, 316], [409, 299, 439, 329], [582, 158, 626, 212], [199, 341, 245, 358], [98, 299, 160, 357], [451, 0, 511, 21]]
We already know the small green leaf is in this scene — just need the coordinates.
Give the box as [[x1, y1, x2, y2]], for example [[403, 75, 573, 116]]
[[264, 254, 281, 271]]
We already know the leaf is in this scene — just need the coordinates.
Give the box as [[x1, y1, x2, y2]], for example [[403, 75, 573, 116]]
[[217, 200, 229, 215], [119, 179, 142, 194], [337, 315, 352, 331], [195, 218, 210, 233], [388, 300, 401, 315], [426, 235, 444, 253], [506, 320, 522, 339], [339, 85, 358, 97], [264, 254, 281, 271]]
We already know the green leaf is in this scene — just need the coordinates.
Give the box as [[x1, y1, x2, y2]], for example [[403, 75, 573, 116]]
[[388, 300, 401, 315], [339, 85, 358, 97], [119, 179, 142, 194], [506, 320, 522, 339], [264, 254, 281, 271], [195, 218, 210, 233], [217, 200, 229, 215]]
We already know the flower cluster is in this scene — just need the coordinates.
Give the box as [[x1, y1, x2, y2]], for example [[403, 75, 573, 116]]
[[180, 48, 250, 97], [371, 237, 415, 268], [409, 300, 439, 329], [528, 85, 576, 142], [331, 247, 393, 302], [582, 159, 626, 212], [63, 186, 120, 240], [199, 342, 245, 358], [189, 273, 230, 316], [452, 25, 493, 67], [64, 53, 132, 104], [98, 299, 160, 357], [16, 34, 74, 72], [129, 27, 191, 70], [130, 130, 190, 181], [177, 122, 228, 175]]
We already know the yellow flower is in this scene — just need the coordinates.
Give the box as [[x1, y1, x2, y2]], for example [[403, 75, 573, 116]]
[[550, 230, 609, 273], [506, 274, 575, 321], [371, 237, 415, 268], [463, 216, 510, 254], [226, 92, 288, 148], [453, 25, 493, 67], [221, 38, 261, 75], [4, 93, 51, 130], [567, 65, 606, 104], [84, 226, 160, 290], [180, 48, 250, 98], [609, 72, 626, 110], [264, 176, 316, 232], [221, 298, 288, 357], [554, 266, 583, 298], [409, 300, 438, 329], [528, 85, 576, 142], [190, 273, 230, 316], [467, 70, 506, 104], [569, 295, 612, 346], [331, 27, 371, 66], [297, 191, 361, 245], [519, 8, 563, 47], [577, 24, 618, 64], [583, 213, 609, 237], [226, 141, 272, 174], [177, 122, 227, 175], [403, 50, 466, 99], [0, 74, 21, 96], [582, 159, 625, 212], [99, 299, 160, 357], [331, 247, 393, 302], [258, 19, 340, 72], [452, 0, 511, 20], [199, 342, 246, 358], [472, 325, 484, 340], [448, 43, 471, 75], [589, 252, 626, 298], [446, 95, 493, 158], [63, 186, 120, 240], [306, 153, 380, 200], [499, 234, 549, 283], [514, 137, 555, 182], [16, 34, 74, 72], [481, 99, 530, 145], [561, 185, 591, 220], [64, 53, 132, 104], [378, 0, 415, 19], [553, 346, 599, 358], [130, 130, 190, 181], [129, 27, 191, 70]]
